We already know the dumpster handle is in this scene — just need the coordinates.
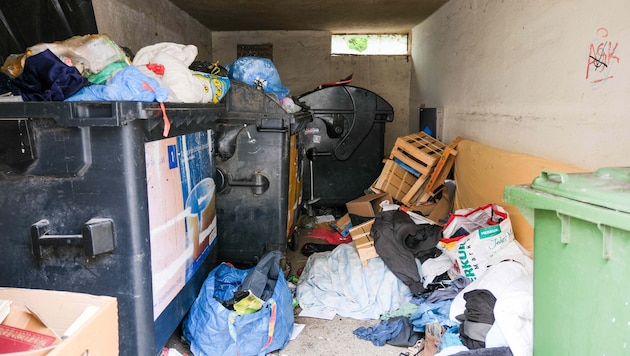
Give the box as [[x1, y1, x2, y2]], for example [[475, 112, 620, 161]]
[[30, 218, 116, 259], [539, 171, 568, 184], [598, 224, 613, 260], [257, 127, 288, 133], [556, 212, 572, 244], [227, 173, 270, 195]]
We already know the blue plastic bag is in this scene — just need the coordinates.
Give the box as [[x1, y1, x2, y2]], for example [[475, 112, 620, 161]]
[[65, 65, 168, 102], [183, 251, 294, 356], [227, 57, 290, 99]]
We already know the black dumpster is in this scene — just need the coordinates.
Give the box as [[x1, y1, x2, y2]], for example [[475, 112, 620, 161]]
[[214, 81, 311, 264], [297, 85, 394, 208], [0, 101, 224, 356]]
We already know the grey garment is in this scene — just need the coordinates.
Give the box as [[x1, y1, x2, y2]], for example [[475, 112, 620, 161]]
[[385, 316, 421, 347], [452, 347, 513, 356], [456, 289, 497, 350], [459, 320, 493, 342], [425, 275, 471, 303], [238, 250, 282, 301], [371, 210, 443, 295]]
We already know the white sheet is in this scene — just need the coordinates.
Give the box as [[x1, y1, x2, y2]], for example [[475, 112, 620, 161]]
[[296, 243, 414, 320]]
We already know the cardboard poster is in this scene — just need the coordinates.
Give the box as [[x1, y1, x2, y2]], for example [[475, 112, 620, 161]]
[[145, 130, 217, 319]]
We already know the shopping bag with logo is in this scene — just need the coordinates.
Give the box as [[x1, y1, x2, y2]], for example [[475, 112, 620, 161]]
[[438, 203, 514, 281], [183, 250, 294, 356]]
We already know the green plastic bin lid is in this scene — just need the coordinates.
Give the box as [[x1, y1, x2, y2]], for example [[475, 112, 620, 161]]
[[531, 167, 630, 213]]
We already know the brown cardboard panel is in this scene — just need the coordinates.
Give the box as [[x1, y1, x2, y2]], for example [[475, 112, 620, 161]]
[[426, 188, 451, 226], [345, 192, 393, 217], [406, 203, 435, 216], [453, 139, 586, 253], [0, 288, 118, 356]]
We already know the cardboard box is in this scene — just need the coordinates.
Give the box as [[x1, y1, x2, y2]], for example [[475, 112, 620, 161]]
[[331, 213, 352, 237], [0, 288, 118, 356], [348, 219, 379, 266], [346, 192, 393, 217]]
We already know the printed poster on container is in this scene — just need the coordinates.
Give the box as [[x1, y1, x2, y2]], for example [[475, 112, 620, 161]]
[[145, 130, 217, 319]]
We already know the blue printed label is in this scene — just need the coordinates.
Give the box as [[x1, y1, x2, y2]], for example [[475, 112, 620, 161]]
[[168, 145, 178, 169]]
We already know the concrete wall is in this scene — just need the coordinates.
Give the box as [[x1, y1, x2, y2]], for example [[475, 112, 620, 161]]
[[212, 31, 411, 154], [92, 6, 411, 154], [412, 0, 630, 170], [92, 0, 213, 60]]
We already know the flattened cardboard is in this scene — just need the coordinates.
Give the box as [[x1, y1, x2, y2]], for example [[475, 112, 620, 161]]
[[453, 139, 586, 252], [0, 288, 118, 356], [345, 192, 393, 217]]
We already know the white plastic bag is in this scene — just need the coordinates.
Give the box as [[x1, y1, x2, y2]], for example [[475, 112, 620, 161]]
[[133, 43, 229, 103], [439, 203, 514, 281]]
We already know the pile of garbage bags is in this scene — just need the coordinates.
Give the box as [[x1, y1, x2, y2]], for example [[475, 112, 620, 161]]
[[0, 34, 294, 109]]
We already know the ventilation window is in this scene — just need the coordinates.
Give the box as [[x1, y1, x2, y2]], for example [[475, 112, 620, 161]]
[[331, 34, 408, 55]]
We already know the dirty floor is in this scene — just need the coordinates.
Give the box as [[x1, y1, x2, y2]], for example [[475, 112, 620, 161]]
[[165, 211, 411, 356]]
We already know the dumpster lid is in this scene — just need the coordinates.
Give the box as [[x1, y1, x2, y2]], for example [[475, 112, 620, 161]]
[[0, 0, 98, 62], [531, 167, 630, 213]]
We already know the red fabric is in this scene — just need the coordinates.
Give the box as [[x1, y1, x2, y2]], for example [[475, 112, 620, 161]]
[[146, 63, 165, 75], [308, 228, 352, 245]]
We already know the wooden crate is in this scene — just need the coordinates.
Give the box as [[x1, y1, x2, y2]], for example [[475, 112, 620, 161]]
[[371, 159, 418, 203], [389, 132, 447, 176], [400, 176, 432, 206], [424, 136, 463, 196], [349, 219, 379, 267], [395, 135, 462, 206]]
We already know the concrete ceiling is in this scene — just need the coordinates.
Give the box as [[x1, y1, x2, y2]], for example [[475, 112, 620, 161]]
[[168, 0, 449, 33]]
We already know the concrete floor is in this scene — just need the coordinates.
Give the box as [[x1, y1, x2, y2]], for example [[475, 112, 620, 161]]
[[165, 213, 415, 356]]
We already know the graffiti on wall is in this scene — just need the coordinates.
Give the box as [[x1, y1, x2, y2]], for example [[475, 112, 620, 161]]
[[586, 27, 620, 86]]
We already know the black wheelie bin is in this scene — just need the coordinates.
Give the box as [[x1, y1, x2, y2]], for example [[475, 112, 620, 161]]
[[297, 85, 394, 208], [0, 2, 225, 354], [214, 81, 311, 264], [0, 100, 224, 356]]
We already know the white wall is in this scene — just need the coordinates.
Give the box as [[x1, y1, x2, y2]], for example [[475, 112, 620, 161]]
[[93, 0, 213, 60], [212, 31, 411, 154], [412, 0, 630, 170]]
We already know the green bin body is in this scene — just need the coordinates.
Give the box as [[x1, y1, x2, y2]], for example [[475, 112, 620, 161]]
[[503, 167, 630, 355]]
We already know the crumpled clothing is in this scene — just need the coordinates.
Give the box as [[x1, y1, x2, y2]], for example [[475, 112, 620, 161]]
[[409, 300, 457, 332], [456, 289, 497, 350], [371, 209, 443, 295], [441, 325, 467, 351], [421, 253, 455, 289], [380, 302, 419, 320], [296, 243, 414, 320], [424, 275, 471, 304], [451, 346, 513, 356], [13, 49, 90, 101], [385, 316, 421, 347], [353, 317, 404, 346]]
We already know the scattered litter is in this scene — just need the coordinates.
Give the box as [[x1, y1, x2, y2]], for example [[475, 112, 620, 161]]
[[298, 307, 336, 320], [290, 323, 305, 340]]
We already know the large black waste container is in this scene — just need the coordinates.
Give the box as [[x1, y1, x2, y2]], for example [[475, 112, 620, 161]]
[[0, 101, 224, 356], [214, 82, 311, 264], [297, 85, 394, 208]]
